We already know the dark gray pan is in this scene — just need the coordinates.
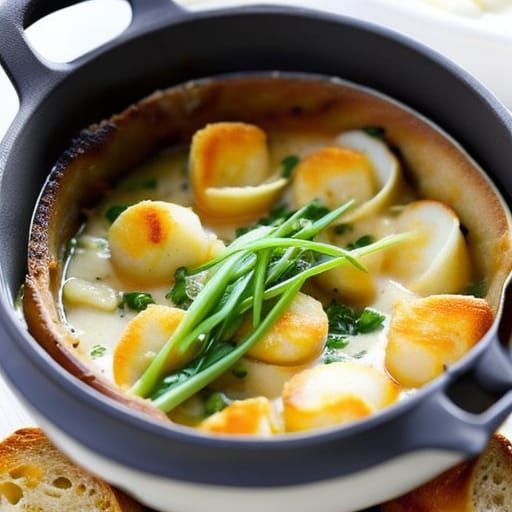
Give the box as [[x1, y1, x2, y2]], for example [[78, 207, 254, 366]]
[[0, 0, 512, 488]]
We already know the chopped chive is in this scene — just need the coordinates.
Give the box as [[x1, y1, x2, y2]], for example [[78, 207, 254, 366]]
[[232, 366, 248, 379], [280, 154, 300, 178], [128, 199, 410, 409], [106, 205, 128, 223], [90, 344, 107, 359], [362, 126, 386, 138], [121, 177, 157, 191], [204, 392, 231, 416], [462, 279, 486, 298], [333, 223, 353, 236]]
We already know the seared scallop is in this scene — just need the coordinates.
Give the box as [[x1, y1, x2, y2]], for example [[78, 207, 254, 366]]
[[108, 200, 213, 285], [113, 304, 191, 389], [190, 122, 286, 218], [199, 397, 278, 436], [384, 200, 471, 295], [291, 131, 401, 222], [292, 146, 377, 210], [385, 295, 493, 388], [334, 130, 401, 221], [235, 292, 328, 366], [282, 362, 399, 432]]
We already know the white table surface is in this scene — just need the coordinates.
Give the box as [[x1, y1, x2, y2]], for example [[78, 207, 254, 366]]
[[0, 0, 511, 441]]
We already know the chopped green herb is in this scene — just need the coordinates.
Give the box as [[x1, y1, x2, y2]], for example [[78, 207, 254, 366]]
[[204, 392, 231, 416], [362, 126, 386, 138], [346, 235, 374, 250], [462, 280, 486, 298], [353, 350, 368, 359], [356, 308, 385, 334], [324, 301, 385, 347], [106, 205, 128, 223], [326, 334, 349, 350], [325, 301, 359, 336], [90, 344, 107, 359], [121, 177, 157, 191], [166, 267, 205, 310], [150, 343, 235, 401], [232, 366, 248, 379], [333, 223, 353, 236], [166, 267, 190, 308], [323, 351, 349, 364], [280, 154, 300, 178], [122, 292, 155, 312]]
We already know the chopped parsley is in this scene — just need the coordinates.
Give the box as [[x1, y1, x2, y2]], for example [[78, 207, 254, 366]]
[[325, 301, 385, 337], [121, 177, 157, 191], [326, 335, 349, 350], [462, 280, 486, 298], [362, 126, 386, 138], [323, 352, 349, 364], [90, 344, 107, 359], [353, 350, 368, 359], [356, 308, 386, 333], [231, 366, 248, 379], [333, 223, 353, 236], [166, 267, 205, 310], [346, 234, 374, 250], [322, 302, 385, 364], [280, 154, 300, 178], [122, 292, 155, 312], [105, 205, 128, 223]]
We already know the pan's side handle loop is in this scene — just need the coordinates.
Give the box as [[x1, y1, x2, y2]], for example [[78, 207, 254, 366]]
[[474, 278, 512, 392], [129, 0, 186, 30], [0, 1, 71, 104], [400, 278, 512, 456], [0, 0, 187, 105]]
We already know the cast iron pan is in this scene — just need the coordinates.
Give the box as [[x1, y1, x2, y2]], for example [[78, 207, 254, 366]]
[[1, 0, 512, 490]]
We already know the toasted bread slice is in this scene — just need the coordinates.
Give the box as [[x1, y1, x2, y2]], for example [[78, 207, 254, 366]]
[[0, 428, 143, 511], [381, 433, 512, 511]]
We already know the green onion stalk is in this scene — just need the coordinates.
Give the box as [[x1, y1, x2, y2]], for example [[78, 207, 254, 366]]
[[130, 199, 412, 412]]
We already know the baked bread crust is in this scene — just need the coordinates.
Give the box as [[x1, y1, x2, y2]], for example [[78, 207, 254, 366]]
[[381, 433, 512, 511], [0, 427, 144, 511]]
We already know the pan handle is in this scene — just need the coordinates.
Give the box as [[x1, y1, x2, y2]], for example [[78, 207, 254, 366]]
[[402, 279, 512, 456], [0, 0, 186, 105]]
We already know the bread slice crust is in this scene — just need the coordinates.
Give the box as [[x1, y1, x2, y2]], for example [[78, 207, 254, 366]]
[[0, 427, 143, 511], [382, 433, 512, 511]]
